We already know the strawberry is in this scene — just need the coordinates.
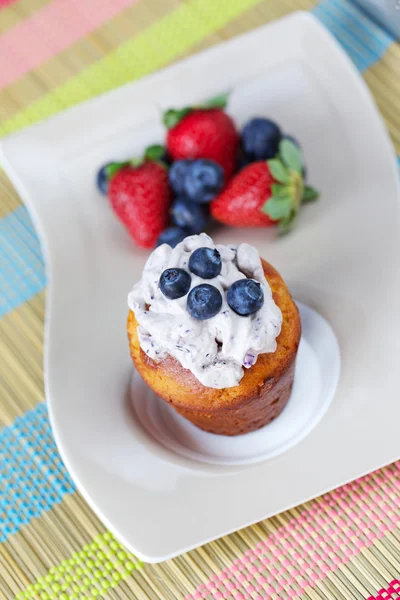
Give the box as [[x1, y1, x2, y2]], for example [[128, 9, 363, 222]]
[[211, 139, 319, 233], [108, 161, 171, 248], [163, 95, 239, 180], [211, 161, 275, 227]]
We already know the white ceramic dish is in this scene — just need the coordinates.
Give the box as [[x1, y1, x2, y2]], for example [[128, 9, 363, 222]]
[[1, 12, 400, 563], [131, 302, 340, 467]]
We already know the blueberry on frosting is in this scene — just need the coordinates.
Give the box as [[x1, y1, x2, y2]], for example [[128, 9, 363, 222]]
[[227, 279, 264, 316], [159, 268, 191, 299], [187, 284, 222, 320], [189, 247, 222, 279]]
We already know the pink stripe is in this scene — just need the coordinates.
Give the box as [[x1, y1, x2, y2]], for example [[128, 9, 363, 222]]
[[367, 580, 400, 599], [0, 0, 137, 89], [0, 0, 18, 7], [186, 462, 400, 600]]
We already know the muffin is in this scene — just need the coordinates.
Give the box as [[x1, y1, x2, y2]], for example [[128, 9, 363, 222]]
[[127, 233, 301, 436]]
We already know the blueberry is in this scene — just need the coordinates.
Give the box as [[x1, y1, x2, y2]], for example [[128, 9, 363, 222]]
[[241, 118, 282, 160], [183, 159, 224, 204], [159, 268, 191, 299], [189, 247, 222, 279], [171, 197, 209, 234], [227, 279, 264, 316], [156, 227, 188, 248], [96, 162, 113, 195], [187, 284, 222, 320], [168, 160, 192, 195]]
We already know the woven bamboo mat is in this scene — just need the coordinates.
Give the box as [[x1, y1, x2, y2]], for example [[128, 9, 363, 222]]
[[1, 0, 400, 598]]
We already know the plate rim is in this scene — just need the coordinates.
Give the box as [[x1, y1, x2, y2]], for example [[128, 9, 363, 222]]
[[1, 10, 400, 563]]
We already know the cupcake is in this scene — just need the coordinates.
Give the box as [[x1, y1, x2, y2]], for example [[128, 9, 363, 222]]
[[127, 233, 301, 436]]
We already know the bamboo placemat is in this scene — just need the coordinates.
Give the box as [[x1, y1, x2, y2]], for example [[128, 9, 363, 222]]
[[1, 0, 400, 598]]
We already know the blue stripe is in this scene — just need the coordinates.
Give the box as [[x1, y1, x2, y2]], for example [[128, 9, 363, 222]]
[[0, 404, 75, 541], [313, 0, 394, 71], [0, 205, 46, 317]]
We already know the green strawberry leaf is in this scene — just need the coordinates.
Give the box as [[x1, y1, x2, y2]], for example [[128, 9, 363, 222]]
[[106, 161, 128, 179], [144, 144, 167, 162], [130, 157, 145, 168], [262, 196, 292, 220], [278, 209, 297, 235], [267, 159, 290, 184], [163, 93, 229, 128], [163, 107, 192, 129], [302, 185, 319, 203], [279, 139, 303, 173], [201, 92, 230, 109], [271, 183, 291, 197]]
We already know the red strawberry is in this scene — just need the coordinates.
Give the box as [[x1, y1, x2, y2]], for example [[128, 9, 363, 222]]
[[211, 139, 319, 233], [163, 96, 238, 179], [211, 162, 275, 227], [108, 161, 171, 248]]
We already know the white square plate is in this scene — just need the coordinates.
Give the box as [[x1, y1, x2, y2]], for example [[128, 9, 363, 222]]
[[1, 12, 400, 563]]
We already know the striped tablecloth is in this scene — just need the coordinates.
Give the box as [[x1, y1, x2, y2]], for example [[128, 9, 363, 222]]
[[1, 1, 400, 598]]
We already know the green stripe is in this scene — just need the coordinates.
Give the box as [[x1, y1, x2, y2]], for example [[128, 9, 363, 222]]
[[0, 0, 262, 138], [16, 531, 142, 599]]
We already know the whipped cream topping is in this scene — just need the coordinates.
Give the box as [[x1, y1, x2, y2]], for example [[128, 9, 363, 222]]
[[128, 233, 282, 389]]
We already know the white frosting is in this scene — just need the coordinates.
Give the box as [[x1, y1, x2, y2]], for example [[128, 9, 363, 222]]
[[128, 233, 282, 389]]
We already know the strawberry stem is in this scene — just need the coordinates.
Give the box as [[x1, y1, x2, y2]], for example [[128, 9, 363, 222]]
[[163, 108, 192, 129], [264, 140, 319, 234], [163, 92, 230, 129], [291, 171, 304, 209], [144, 144, 166, 162], [130, 157, 144, 168], [200, 92, 230, 110], [263, 166, 305, 232], [105, 161, 129, 180]]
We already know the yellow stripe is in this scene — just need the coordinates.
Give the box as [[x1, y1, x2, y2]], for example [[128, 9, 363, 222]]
[[0, 493, 148, 599], [0, 0, 263, 138], [14, 530, 141, 599], [0, 0, 177, 125], [0, 0, 316, 126]]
